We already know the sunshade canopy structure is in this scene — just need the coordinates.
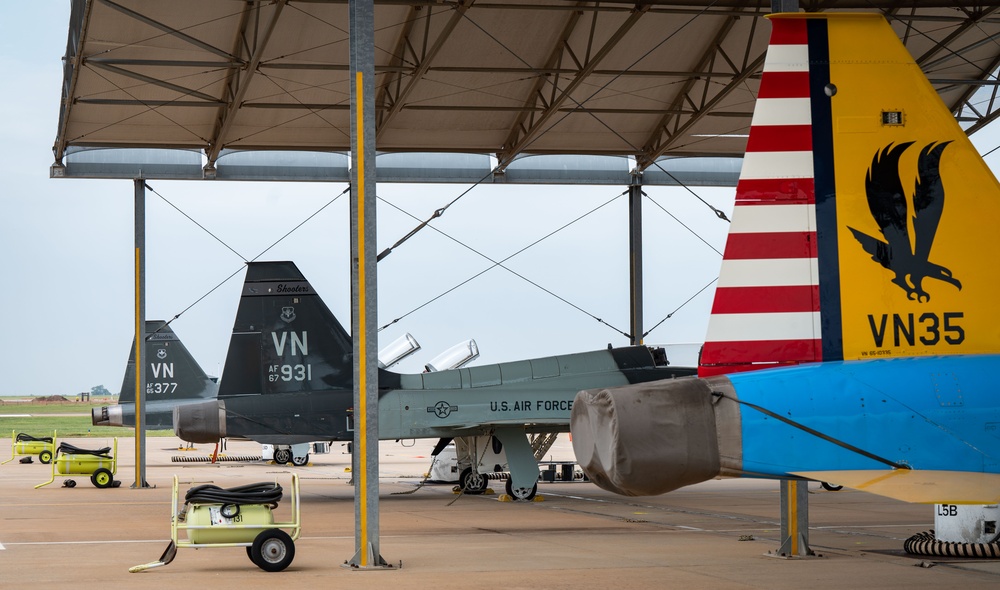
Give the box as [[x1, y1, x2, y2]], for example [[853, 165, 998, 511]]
[[52, 0, 1000, 184]]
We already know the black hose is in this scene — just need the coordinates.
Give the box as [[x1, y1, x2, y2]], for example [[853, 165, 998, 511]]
[[56, 443, 111, 457], [184, 482, 283, 509], [16, 433, 53, 443], [904, 529, 1000, 558]]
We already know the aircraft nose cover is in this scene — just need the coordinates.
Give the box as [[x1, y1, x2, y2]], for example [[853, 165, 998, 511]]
[[571, 379, 723, 496]]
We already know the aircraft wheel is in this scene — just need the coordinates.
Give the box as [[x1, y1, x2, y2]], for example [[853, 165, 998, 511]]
[[91, 468, 114, 489], [251, 529, 295, 572], [291, 454, 309, 467], [39, 450, 53, 464], [505, 478, 537, 501], [820, 482, 843, 491], [459, 468, 488, 494], [273, 448, 292, 465]]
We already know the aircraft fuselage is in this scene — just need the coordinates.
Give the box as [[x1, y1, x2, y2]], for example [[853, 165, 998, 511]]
[[176, 346, 692, 445]]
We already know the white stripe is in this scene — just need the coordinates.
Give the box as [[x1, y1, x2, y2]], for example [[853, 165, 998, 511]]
[[730, 204, 816, 234], [717, 258, 818, 288], [750, 97, 812, 127], [705, 311, 821, 342], [762, 44, 809, 72], [739, 151, 814, 181], [0, 542, 5, 550]]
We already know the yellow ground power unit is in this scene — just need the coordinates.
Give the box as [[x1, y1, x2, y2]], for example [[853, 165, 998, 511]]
[[130, 474, 301, 573], [35, 439, 118, 489], [2, 431, 57, 465]]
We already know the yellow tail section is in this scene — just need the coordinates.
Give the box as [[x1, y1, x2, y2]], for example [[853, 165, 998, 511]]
[[818, 14, 1000, 359], [701, 14, 1000, 377]]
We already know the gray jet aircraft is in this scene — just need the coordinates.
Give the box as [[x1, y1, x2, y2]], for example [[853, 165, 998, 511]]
[[174, 261, 694, 498]]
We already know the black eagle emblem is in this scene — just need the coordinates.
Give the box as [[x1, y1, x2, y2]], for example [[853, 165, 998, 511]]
[[847, 141, 961, 303]]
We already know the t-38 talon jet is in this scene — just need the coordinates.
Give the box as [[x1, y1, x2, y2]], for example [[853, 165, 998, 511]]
[[93, 321, 218, 430], [571, 13, 1000, 505], [174, 261, 694, 499]]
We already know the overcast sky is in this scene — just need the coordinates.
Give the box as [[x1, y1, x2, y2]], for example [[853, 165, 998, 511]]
[[5, 4, 998, 397]]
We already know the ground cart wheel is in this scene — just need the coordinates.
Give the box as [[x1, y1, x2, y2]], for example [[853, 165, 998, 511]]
[[505, 478, 537, 501], [273, 448, 292, 465], [91, 468, 114, 488], [39, 450, 53, 464], [251, 529, 295, 572]]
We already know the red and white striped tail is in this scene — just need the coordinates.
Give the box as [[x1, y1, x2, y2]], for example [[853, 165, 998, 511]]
[[699, 19, 822, 377]]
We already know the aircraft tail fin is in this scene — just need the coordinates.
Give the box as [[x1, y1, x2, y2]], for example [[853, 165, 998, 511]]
[[96, 321, 217, 428], [217, 261, 354, 398], [699, 13, 1000, 377]]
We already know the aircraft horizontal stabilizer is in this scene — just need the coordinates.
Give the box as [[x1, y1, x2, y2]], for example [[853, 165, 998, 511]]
[[793, 470, 1000, 505]]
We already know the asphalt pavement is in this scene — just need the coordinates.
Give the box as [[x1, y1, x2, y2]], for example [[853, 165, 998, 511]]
[[2, 435, 999, 589]]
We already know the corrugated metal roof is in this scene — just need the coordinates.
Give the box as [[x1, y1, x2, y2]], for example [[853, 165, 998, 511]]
[[52, 0, 1000, 181]]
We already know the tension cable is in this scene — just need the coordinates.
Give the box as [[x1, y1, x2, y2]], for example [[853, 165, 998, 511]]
[[642, 277, 717, 340], [712, 391, 908, 471], [379, 190, 630, 339], [144, 183, 347, 337]]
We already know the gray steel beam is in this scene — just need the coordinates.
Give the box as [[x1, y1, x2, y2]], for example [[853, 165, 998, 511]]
[[913, 8, 998, 66], [775, 480, 815, 558], [638, 14, 766, 169], [87, 62, 222, 104], [628, 175, 643, 346], [771, 0, 798, 13], [375, 5, 420, 129], [497, 5, 584, 170], [348, 0, 387, 569], [132, 178, 148, 488], [957, 50, 1000, 135], [98, 0, 237, 61], [53, 0, 91, 163], [496, 4, 649, 170], [205, 1, 287, 168], [375, 1, 472, 140]]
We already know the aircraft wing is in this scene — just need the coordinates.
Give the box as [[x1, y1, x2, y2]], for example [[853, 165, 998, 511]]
[[792, 470, 1000, 504]]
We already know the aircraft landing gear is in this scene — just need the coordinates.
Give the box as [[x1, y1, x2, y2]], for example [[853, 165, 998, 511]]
[[505, 478, 537, 501], [459, 468, 488, 494]]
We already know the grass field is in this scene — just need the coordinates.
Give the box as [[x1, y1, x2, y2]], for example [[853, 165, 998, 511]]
[[0, 397, 171, 438]]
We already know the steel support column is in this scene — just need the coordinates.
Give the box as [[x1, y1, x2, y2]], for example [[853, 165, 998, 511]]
[[132, 178, 148, 488], [347, 0, 387, 569], [772, 480, 815, 558], [628, 175, 643, 345]]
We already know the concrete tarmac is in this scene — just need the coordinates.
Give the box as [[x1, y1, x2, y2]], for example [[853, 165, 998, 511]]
[[2, 435, 999, 589]]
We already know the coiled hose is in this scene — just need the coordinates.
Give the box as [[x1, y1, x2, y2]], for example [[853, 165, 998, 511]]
[[904, 529, 1000, 558], [56, 442, 111, 457], [184, 481, 283, 514], [16, 433, 53, 443]]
